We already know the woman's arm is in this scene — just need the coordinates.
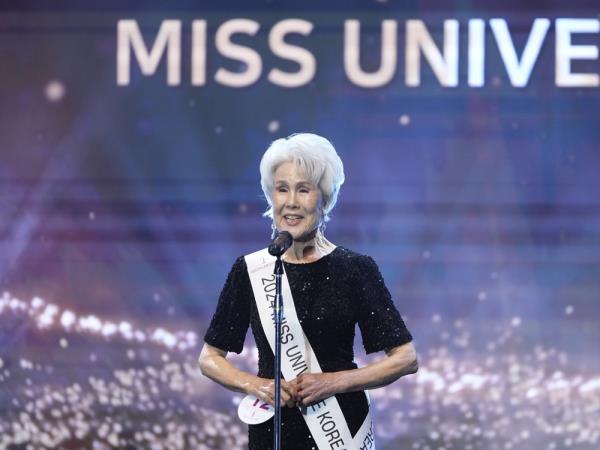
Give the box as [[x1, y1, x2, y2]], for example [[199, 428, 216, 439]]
[[198, 342, 297, 407], [294, 341, 418, 406]]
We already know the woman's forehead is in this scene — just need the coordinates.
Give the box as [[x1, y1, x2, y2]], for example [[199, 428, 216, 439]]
[[273, 161, 315, 184]]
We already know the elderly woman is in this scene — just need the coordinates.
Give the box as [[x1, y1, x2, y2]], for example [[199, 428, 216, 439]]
[[199, 133, 418, 450]]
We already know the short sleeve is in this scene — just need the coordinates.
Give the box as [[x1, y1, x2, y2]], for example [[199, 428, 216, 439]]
[[355, 256, 413, 354], [204, 256, 251, 354]]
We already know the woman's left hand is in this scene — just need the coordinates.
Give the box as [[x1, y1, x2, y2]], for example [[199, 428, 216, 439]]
[[293, 372, 342, 406]]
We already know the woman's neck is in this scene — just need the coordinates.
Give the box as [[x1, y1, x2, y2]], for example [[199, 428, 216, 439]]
[[283, 231, 336, 263]]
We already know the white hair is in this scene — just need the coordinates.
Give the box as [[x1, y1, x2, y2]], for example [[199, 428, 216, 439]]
[[260, 133, 345, 223]]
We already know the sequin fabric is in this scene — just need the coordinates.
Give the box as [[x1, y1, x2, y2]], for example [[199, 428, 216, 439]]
[[204, 247, 413, 450]]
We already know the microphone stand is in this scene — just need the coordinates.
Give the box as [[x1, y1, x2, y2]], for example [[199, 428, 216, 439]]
[[273, 255, 284, 450]]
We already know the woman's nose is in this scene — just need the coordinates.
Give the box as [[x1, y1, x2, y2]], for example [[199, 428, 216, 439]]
[[285, 191, 298, 208]]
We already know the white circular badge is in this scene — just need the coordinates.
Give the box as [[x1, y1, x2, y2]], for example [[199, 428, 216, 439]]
[[237, 394, 275, 424]]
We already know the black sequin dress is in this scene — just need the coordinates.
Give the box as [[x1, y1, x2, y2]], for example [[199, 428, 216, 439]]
[[204, 247, 413, 450]]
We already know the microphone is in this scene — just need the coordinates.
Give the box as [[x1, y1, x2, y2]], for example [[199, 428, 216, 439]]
[[268, 231, 293, 257]]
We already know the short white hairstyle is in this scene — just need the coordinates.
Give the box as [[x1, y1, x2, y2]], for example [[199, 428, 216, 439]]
[[260, 133, 345, 223]]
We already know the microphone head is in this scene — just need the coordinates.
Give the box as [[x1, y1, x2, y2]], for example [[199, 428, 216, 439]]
[[268, 231, 293, 256], [278, 230, 293, 247]]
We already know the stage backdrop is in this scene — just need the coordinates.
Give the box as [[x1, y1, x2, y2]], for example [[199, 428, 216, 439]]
[[1, 1, 599, 449]]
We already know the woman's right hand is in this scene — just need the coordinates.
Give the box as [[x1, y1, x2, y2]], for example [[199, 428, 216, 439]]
[[198, 344, 298, 408], [250, 377, 297, 408]]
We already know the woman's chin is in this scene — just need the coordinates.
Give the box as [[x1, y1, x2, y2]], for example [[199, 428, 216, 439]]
[[276, 223, 317, 242], [294, 229, 320, 243], [277, 224, 300, 238]]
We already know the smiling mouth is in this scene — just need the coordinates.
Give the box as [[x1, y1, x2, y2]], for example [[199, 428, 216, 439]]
[[283, 215, 303, 225]]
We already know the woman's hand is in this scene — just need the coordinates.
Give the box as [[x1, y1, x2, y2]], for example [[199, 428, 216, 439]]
[[293, 372, 341, 406], [250, 377, 298, 408], [198, 344, 298, 408], [291, 342, 418, 406]]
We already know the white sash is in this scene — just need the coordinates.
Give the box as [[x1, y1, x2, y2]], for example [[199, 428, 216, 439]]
[[245, 248, 376, 450]]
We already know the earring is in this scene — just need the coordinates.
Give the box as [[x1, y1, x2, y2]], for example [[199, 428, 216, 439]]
[[318, 212, 327, 235], [271, 222, 277, 239], [318, 221, 326, 235]]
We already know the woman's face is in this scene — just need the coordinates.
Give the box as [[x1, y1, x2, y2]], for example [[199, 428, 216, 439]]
[[272, 161, 323, 241]]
